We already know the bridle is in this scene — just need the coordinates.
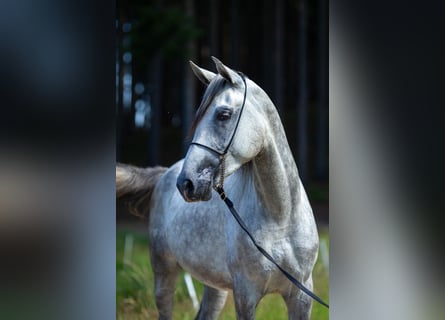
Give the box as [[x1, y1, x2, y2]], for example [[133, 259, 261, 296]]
[[188, 72, 329, 309], [190, 71, 248, 192]]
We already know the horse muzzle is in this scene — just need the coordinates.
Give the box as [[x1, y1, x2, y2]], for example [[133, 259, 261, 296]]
[[176, 170, 213, 202]]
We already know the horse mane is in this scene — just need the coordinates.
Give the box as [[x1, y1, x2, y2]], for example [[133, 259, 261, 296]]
[[189, 76, 227, 137]]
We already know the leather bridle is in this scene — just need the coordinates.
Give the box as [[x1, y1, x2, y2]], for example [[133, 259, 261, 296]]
[[190, 72, 248, 191]]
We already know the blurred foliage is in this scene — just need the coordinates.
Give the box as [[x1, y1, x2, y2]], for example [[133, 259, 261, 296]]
[[308, 183, 329, 203], [118, 0, 202, 68]]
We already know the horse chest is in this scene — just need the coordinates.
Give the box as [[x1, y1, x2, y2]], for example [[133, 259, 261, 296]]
[[224, 213, 302, 281], [164, 203, 234, 289]]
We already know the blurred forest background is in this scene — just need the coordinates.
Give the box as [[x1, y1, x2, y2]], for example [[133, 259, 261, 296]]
[[116, 0, 328, 223]]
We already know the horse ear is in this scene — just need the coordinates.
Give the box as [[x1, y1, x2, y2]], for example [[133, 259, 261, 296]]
[[189, 61, 216, 86], [211, 56, 243, 86]]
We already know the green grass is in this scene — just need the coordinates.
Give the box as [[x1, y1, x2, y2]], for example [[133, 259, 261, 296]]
[[117, 227, 329, 319]]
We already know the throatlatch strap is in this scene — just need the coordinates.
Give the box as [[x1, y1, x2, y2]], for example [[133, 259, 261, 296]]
[[214, 185, 330, 309]]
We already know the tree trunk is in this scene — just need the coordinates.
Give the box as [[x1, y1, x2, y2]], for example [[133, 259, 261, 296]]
[[316, 0, 328, 179], [230, 0, 239, 68], [274, 0, 284, 114], [297, 0, 309, 182], [209, 0, 219, 58], [262, 0, 273, 94], [183, 0, 196, 153], [148, 53, 162, 165]]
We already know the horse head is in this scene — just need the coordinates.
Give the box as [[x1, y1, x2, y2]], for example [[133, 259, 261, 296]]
[[177, 57, 266, 202]]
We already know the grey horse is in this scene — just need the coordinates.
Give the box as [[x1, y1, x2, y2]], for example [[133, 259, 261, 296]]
[[117, 57, 320, 320]]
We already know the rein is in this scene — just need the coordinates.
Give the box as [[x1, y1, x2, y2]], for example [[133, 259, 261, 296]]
[[191, 73, 329, 309]]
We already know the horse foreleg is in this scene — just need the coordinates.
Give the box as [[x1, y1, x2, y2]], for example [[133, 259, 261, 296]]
[[284, 276, 314, 320], [195, 286, 228, 320], [153, 268, 180, 320], [150, 249, 181, 320], [232, 276, 262, 320]]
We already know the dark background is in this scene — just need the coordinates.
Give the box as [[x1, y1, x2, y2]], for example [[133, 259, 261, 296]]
[[116, 0, 329, 222]]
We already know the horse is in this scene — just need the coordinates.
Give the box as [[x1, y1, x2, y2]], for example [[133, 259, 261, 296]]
[[116, 57, 320, 320]]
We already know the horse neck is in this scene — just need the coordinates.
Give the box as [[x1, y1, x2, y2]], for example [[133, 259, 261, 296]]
[[252, 100, 301, 222]]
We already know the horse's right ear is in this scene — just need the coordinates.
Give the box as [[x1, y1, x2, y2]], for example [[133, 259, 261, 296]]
[[189, 61, 216, 86]]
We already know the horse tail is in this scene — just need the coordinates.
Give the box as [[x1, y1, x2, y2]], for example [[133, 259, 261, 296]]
[[116, 163, 168, 218]]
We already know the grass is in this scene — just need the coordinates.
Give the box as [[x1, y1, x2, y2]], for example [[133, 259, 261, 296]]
[[117, 226, 329, 319]]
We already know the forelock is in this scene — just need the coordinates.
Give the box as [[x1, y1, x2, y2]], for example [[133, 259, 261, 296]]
[[189, 77, 227, 136]]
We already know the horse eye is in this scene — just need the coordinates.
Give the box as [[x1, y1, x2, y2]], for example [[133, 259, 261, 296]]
[[216, 110, 232, 121]]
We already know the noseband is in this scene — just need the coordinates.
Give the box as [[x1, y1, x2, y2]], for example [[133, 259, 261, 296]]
[[190, 72, 247, 190]]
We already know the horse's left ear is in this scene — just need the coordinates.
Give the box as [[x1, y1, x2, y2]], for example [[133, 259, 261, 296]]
[[211, 56, 243, 86], [189, 61, 216, 86]]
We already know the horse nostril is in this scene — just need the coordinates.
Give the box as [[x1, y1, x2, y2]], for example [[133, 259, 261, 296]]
[[182, 179, 194, 194], [176, 176, 194, 195]]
